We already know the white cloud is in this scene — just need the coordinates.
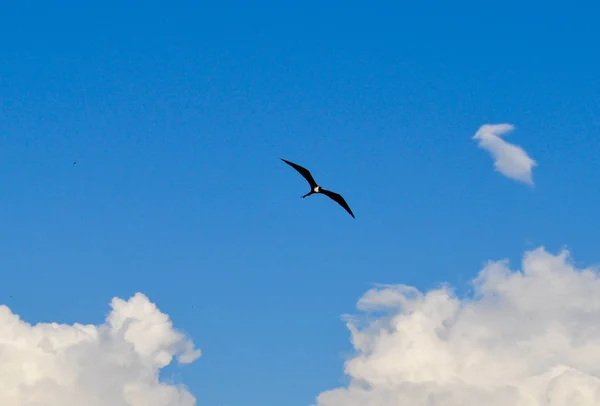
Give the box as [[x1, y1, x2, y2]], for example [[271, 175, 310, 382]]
[[0, 292, 201, 406], [473, 123, 537, 185], [315, 247, 600, 406]]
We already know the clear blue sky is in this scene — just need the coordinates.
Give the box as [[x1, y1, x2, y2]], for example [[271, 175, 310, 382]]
[[1, 3, 599, 405]]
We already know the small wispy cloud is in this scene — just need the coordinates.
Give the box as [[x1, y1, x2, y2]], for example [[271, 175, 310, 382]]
[[473, 123, 537, 185]]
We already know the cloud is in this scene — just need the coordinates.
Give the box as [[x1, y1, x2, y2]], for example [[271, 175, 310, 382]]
[[315, 247, 600, 406], [473, 123, 537, 185], [0, 292, 201, 406]]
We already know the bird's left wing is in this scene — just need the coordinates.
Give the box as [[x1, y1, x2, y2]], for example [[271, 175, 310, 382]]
[[281, 158, 318, 189], [320, 189, 355, 218]]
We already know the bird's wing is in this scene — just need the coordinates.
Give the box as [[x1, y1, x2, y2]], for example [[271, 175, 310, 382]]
[[281, 158, 318, 189], [320, 189, 355, 218]]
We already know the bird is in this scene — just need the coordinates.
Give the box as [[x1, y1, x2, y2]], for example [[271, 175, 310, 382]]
[[281, 158, 355, 218]]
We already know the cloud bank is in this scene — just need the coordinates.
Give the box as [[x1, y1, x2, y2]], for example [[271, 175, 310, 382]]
[[0, 292, 201, 406], [316, 247, 600, 406], [473, 123, 537, 185]]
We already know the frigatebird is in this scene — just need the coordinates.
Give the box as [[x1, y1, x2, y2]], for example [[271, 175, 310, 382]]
[[281, 158, 355, 218]]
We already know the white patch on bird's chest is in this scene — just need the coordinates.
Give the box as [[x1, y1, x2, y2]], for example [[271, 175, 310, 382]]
[[313, 186, 321, 193]]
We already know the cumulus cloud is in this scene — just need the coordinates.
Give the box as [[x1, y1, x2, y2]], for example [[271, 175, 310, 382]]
[[0, 292, 201, 406], [315, 247, 600, 406], [473, 123, 537, 185]]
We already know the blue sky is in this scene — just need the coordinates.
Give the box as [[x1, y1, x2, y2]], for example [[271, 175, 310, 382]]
[[1, 3, 600, 406]]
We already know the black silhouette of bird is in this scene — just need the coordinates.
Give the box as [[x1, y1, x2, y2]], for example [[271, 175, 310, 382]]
[[281, 158, 355, 218]]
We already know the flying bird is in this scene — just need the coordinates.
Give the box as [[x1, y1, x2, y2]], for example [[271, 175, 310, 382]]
[[281, 158, 355, 218]]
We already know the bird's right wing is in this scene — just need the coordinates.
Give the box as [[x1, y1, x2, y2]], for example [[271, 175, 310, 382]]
[[320, 189, 355, 218], [281, 158, 318, 189]]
